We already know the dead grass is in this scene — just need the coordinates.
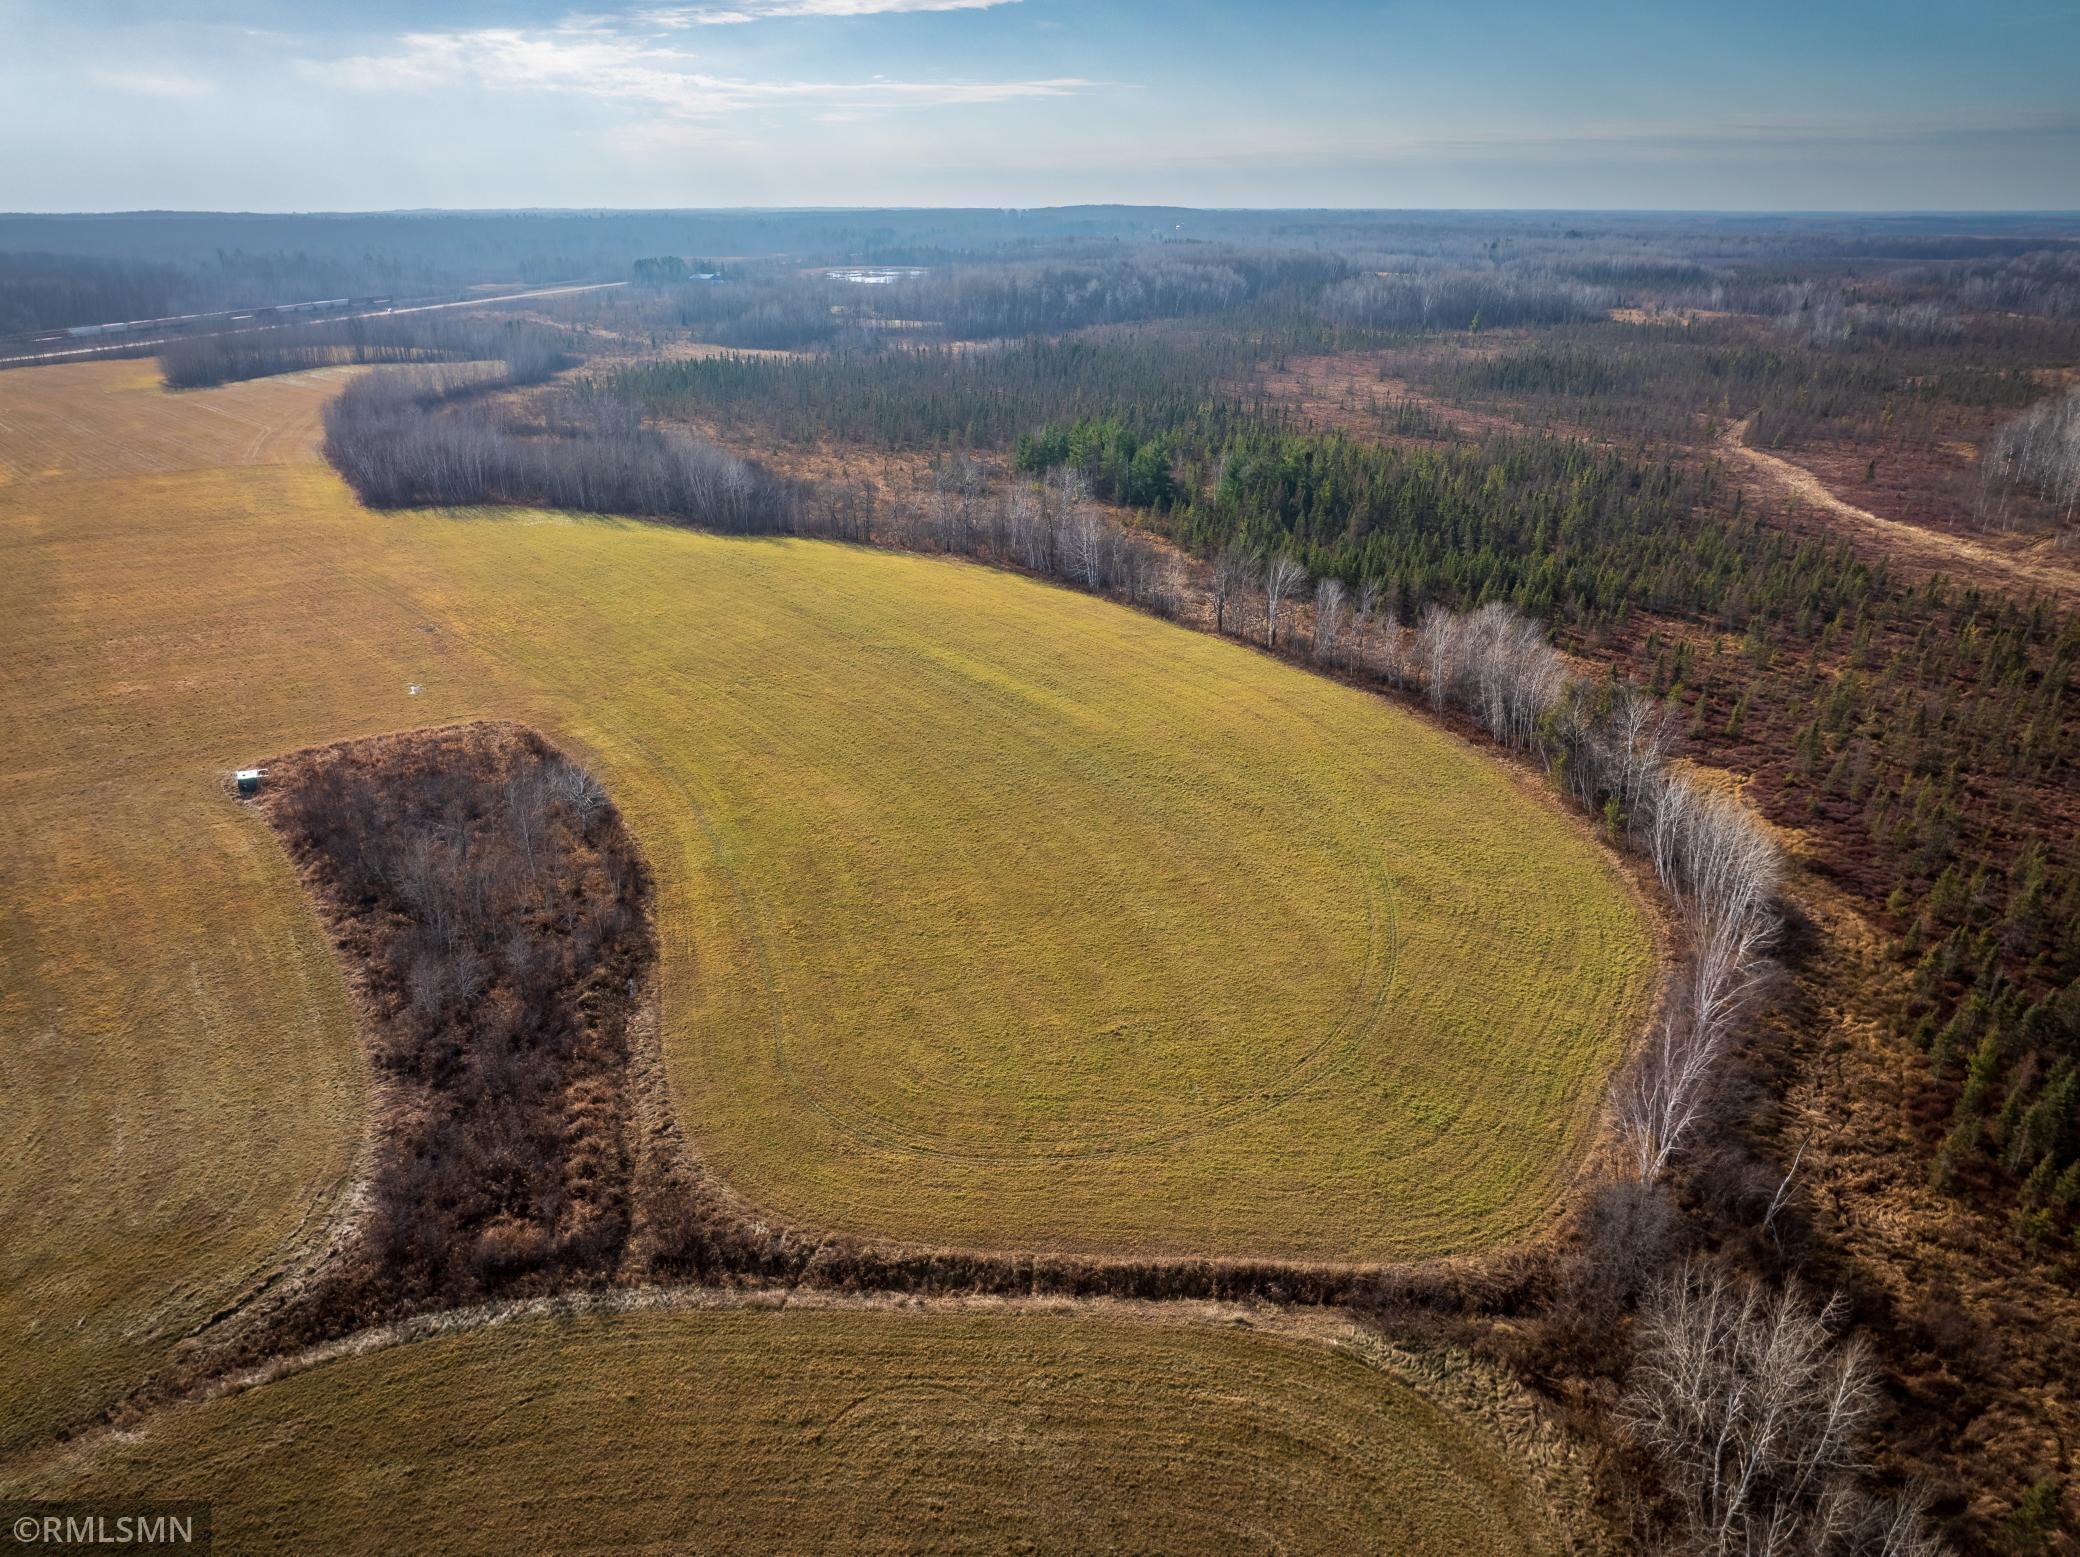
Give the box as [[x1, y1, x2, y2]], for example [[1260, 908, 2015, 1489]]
[[8, 1301, 1575, 1556], [1759, 872, 2080, 1543], [1608, 306, 1733, 327], [0, 359, 347, 485], [1760, 430, 2071, 555], [1247, 349, 1612, 448], [1249, 351, 1487, 442], [1721, 416, 2080, 604], [0, 369, 394, 1456]]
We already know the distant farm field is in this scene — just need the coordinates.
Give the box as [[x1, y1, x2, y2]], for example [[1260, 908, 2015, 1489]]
[[0, 362, 1653, 1451], [10, 1304, 1569, 1556]]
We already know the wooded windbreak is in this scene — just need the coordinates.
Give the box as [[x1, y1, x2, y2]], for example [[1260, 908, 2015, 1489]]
[[256, 724, 652, 1338], [322, 368, 796, 533]]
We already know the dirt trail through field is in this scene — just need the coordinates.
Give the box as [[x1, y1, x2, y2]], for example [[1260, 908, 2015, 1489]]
[[1722, 416, 2080, 603]]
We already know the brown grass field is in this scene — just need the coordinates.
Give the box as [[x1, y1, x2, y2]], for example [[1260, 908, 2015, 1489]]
[[0, 359, 1653, 1456], [5, 1303, 1574, 1555]]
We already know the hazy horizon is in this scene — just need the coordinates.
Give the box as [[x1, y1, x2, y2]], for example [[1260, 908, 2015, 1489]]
[[9, 205, 2080, 217], [4, 0, 2077, 212]]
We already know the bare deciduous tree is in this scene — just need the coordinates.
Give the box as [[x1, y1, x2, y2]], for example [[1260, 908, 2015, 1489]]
[[1624, 1262, 1942, 1557], [324, 368, 795, 535], [1612, 689, 1676, 838], [1003, 481, 1050, 574], [1212, 543, 1255, 637], [1416, 603, 1463, 710], [1980, 385, 2080, 535], [1622, 778, 1781, 1180], [1391, 602, 1777, 1186], [1350, 579, 1379, 671], [1264, 553, 1307, 648], [1452, 602, 1564, 749], [1379, 605, 1406, 689], [1313, 576, 1346, 662], [545, 756, 607, 821], [933, 452, 987, 553], [1067, 504, 1107, 590], [263, 726, 652, 1317]]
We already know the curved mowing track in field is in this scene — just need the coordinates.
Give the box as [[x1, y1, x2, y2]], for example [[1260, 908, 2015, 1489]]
[[0, 364, 1656, 1537], [8, 1301, 1582, 1556]]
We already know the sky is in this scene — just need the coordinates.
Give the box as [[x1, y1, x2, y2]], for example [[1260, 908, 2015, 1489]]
[[2, 0, 2076, 212]]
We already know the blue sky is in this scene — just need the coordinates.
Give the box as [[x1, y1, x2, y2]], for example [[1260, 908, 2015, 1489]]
[[3, 0, 2076, 210]]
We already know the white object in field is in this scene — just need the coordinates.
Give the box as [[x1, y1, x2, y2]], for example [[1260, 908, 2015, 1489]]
[[234, 768, 263, 794]]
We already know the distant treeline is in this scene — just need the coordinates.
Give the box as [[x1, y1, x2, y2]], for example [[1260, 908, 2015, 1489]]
[[12, 207, 2080, 336], [1320, 270, 1616, 332], [894, 250, 1349, 339], [0, 251, 193, 334], [1412, 327, 2076, 448], [611, 285, 2080, 472], [561, 249, 1346, 352], [631, 256, 720, 284], [615, 328, 1281, 447], [319, 363, 1184, 613], [160, 313, 578, 390]]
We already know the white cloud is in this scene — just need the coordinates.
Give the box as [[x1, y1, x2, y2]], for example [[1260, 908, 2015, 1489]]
[[643, 0, 1017, 23], [88, 67, 215, 99], [612, 118, 747, 153], [313, 19, 1087, 118]]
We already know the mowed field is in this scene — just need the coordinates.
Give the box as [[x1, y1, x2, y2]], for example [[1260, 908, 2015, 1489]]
[[0, 361, 1653, 1452], [7, 1305, 1571, 1555]]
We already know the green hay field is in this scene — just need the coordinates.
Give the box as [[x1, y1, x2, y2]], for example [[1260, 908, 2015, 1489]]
[[0, 362, 1652, 1453], [8, 1305, 1567, 1555]]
